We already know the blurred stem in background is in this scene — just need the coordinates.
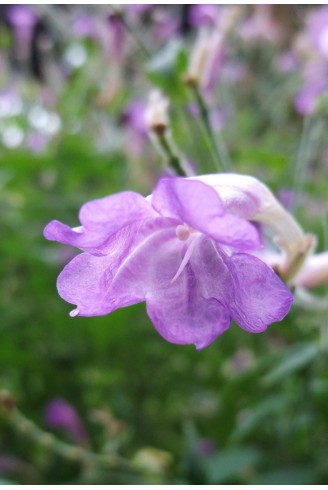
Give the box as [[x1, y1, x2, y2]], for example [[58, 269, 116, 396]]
[[146, 90, 190, 177], [293, 114, 324, 213], [108, 5, 150, 58], [0, 391, 147, 484], [188, 83, 231, 172]]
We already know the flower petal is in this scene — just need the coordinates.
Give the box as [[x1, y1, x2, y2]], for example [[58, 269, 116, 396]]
[[151, 177, 260, 251], [57, 253, 130, 316], [192, 173, 262, 219], [147, 289, 230, 350], [44, 191, 156, 254], [113, 233, 231, 349], [78, 191, 156, 231], [227, 253, 294, 333], [43, 220, 104, 254], [152, 176, 224, 224], [209, 214, 261, 251], [57, 218, 178, 316]]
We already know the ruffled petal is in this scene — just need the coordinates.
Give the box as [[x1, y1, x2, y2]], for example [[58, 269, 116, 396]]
[[78, 191, 156, 231], [209, 214, 261, 251], [57, 253, 126, 316], [44, 191, 156, 254], [151, 177, 260, 251], [151, 176, 224, 225], [57, 218, 178, 316], [112, 233, 231, 349], [227, 253, 294, 333], [191, 174, 263, 219], [43, 221, 105, 255], [147, 289, 230, 350]]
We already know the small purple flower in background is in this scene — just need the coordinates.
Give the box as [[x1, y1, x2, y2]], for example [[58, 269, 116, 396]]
[[0, 455, 38, 483], [295, 75, 326, 115], [277, 188, 296, 211], [121, 100, 148, 156], [44, 398, 89, 447], [275, 51, 297, 73], [6, 5, 37, 66], [239, 5, 282, 44], [0, 456, 25, 474], [44, 174, 293, 350], [6, 5, 37, 32], [307, 5, 328, 60], [189, 5, 220, 28], [122, 101, 148, 135], [71, 13, 96, 39], [196, 438, 216, 456], [125, 5, 153, 15]]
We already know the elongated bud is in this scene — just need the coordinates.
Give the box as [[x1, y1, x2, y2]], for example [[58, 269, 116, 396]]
[[145, 90, 170, 135], [185, 29, 212, 87]]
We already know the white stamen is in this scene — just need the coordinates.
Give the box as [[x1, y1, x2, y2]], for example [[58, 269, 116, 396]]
[[170, 238, 198, 284], [69, 308, 80, 317]]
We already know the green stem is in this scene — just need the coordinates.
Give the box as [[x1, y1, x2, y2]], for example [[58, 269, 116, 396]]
[[109, 6, 150, 58], [293, 115, 323, 212], [190, 85, 230, 172], [155, 130, 188, 177], [320, 209, 328, 350], [6, 408, 136, 474]]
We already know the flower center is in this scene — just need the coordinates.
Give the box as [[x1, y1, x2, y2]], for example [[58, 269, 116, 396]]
[[176, 224, 192, 241], [171, 234, 198, 284]]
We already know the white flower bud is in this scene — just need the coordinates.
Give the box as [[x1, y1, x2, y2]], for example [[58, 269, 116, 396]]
[[145, 90, 170, 134]]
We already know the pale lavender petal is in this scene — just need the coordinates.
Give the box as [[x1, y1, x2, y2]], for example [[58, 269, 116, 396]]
[[78, 191, 156, 231], [191, 174, 262, 219], [152, 177, 260, 251], [228, 254, 293, 333], [147, 290, 230, 350], [111, 228, 179, 299], [152, 177, 224, 222], [44, 191, 157, 254], [57, 218, 178, 316], [209, 214, 261, 251], [189, 236, 233, 301], [146, 239, 231, 350], [44, 221, 105, 255], [57, 253, 127, 316], [113, 234, 231, 349]]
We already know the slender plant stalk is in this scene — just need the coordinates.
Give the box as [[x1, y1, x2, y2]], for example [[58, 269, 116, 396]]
[[293, 115, 323, 212], [189, 84, 230, 172], [109, 5, 150, 58], [153, 130, 189, 177], [2, 406, 136, 475], [320, 207, 328, 350]]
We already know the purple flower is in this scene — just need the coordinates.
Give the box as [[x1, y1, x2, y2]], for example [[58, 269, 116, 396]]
[[295, 76, 326, 115], [6, 5, 36, 29], [44, 176, 293, 350], [189, 5, 219, 27], [72, 14, 96, 39], [44, 398, 89, 446], [122, 100, 148, 137], [197, 438, 216, 456], [307, 6, 328, 59], [125, 5, 152, 14]]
